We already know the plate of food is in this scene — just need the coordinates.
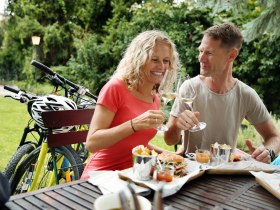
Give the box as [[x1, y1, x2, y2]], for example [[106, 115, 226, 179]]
[[119, 151, 204, 197]]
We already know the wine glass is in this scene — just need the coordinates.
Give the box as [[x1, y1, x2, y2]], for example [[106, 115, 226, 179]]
[[179, 74, 206, 132], [157, 70, 181, 131]]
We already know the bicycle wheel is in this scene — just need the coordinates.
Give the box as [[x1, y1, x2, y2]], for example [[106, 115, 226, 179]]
[[74, 143, 89, 163], [10, 145, 84, 194], [3, 143, 36, 180]]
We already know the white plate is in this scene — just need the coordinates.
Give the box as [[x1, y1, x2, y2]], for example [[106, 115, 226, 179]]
[[94, 193, 152, 210]]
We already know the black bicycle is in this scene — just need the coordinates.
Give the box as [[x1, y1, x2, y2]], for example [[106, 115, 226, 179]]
[[3, 60, 97, 194]]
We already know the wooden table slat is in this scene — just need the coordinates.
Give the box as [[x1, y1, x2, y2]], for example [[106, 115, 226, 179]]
[[242, 190, 276, 204], [165, 195, 215, 209], [45, 191, 88, 210], [5, 202, 25, 210], [191, 182, 236, 195], [235, 195, 280, 209], [71, 183, 100, 196], [35, 193, 70, 210], [179, 186, 227, 204], [25, 196, 56, 210], [13, 199, 40, 210], [63, 187, 96, 202], [54, 188, 93, 209]]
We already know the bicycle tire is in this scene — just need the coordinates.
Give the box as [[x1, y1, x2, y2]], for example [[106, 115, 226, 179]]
[[75, 143, 89, 163], [3, 143, 35, 180], [10, 145, 84, 194]]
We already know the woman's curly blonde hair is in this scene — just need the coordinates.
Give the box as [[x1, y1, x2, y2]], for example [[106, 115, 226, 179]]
[[112, 30, 180, 92]]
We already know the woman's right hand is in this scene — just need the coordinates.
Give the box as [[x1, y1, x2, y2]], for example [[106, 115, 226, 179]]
[[131, 110, 165, 131]]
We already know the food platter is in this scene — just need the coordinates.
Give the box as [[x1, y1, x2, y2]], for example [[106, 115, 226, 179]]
[[185, 152, 279, 175], [118, 159, 204, 197], [205, 158, 279, 175]]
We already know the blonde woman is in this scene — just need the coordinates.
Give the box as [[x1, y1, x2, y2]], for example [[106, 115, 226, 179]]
[[81, 30, 180, 179]]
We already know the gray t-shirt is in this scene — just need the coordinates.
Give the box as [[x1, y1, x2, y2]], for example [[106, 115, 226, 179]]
[[170, 75, 270, 153]]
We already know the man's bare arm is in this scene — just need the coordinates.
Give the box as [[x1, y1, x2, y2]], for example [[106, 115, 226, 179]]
[[255, 119, 280, 154], [248, 119, 280, 163]]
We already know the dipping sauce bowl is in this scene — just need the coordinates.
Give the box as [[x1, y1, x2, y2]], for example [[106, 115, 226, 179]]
[[195, 149, 210, 164]]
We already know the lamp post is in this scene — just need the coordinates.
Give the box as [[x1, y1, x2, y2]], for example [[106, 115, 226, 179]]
[[32, 36, 40, 80]]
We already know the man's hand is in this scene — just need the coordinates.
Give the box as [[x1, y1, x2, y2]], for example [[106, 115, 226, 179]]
[[245, 139, 256, 153], [246, 139, 271, 163], [176, 110, 199, 130]]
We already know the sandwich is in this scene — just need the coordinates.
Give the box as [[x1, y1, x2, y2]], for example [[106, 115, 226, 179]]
[[157, 152, 188, 177]]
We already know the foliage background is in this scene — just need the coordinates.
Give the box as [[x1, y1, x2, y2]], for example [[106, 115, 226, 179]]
[[1, 0, 279, 115]]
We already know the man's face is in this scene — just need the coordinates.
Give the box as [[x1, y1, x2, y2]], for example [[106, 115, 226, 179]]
[[198, 35, 231, 77]]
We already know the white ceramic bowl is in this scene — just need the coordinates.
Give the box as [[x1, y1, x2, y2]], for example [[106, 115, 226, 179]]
[[94, 193, 152, 210]]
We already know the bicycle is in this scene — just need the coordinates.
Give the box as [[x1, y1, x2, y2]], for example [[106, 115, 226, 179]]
[[3, 60, 97, 194], [31, 60, 97, 162], [3, 86, 85, 194]]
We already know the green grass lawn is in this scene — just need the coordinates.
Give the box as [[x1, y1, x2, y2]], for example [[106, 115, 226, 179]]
[[0, 96, 30, 171]]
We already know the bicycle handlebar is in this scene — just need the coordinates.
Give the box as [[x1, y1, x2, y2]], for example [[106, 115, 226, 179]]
[[31, 60, 55, 76], [4, 85, 20, 94], [4, 85, 36, 103], [31, 60, 98, 100]]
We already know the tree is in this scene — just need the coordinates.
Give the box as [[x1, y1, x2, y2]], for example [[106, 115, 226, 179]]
[[0, 0, 115, 81], [194, 0, 280, 42]]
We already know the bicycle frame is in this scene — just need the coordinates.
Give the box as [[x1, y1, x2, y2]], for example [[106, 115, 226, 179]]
[[25, 141, 76, 192], [19, 122, 43, 148], [28, 141, 50, 191], [28, 142, 67, 190]]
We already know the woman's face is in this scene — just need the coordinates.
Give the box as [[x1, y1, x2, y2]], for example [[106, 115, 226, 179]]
[[142, 41, 171, 85]]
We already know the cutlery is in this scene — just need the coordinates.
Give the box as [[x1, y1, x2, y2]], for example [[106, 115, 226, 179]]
[[127, 182, 141, 210], [119, 189, 130, 210], [154, 182, 164, 210]]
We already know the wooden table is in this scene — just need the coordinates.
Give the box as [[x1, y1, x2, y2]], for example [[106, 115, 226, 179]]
[[5, 174, 280, 210]]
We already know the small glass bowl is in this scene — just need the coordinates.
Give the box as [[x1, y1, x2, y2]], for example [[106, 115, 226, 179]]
[[156, 165, 175, 182], [195, 149, 210, 164]]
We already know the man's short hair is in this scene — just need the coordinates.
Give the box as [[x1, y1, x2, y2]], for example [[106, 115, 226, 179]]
[[204, 22, 243, 51]]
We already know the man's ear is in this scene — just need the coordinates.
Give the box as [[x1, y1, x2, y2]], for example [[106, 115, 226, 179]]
[[229, 48, 238, 61]]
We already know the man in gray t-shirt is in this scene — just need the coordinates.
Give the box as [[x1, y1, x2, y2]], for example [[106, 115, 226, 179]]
[[164, 22, 280, 163]]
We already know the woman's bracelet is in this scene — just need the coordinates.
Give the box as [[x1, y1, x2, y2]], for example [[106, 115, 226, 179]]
[[130, 119, 136, 132]]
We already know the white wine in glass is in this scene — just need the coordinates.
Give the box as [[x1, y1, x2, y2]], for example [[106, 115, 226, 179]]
[[180, 74, 206, 132], [157, 71, 180, 132]]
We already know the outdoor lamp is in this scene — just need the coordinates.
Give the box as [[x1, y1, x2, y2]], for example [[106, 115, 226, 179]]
[[32, 36, 41, 45], [32, 35, 40, 80]]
